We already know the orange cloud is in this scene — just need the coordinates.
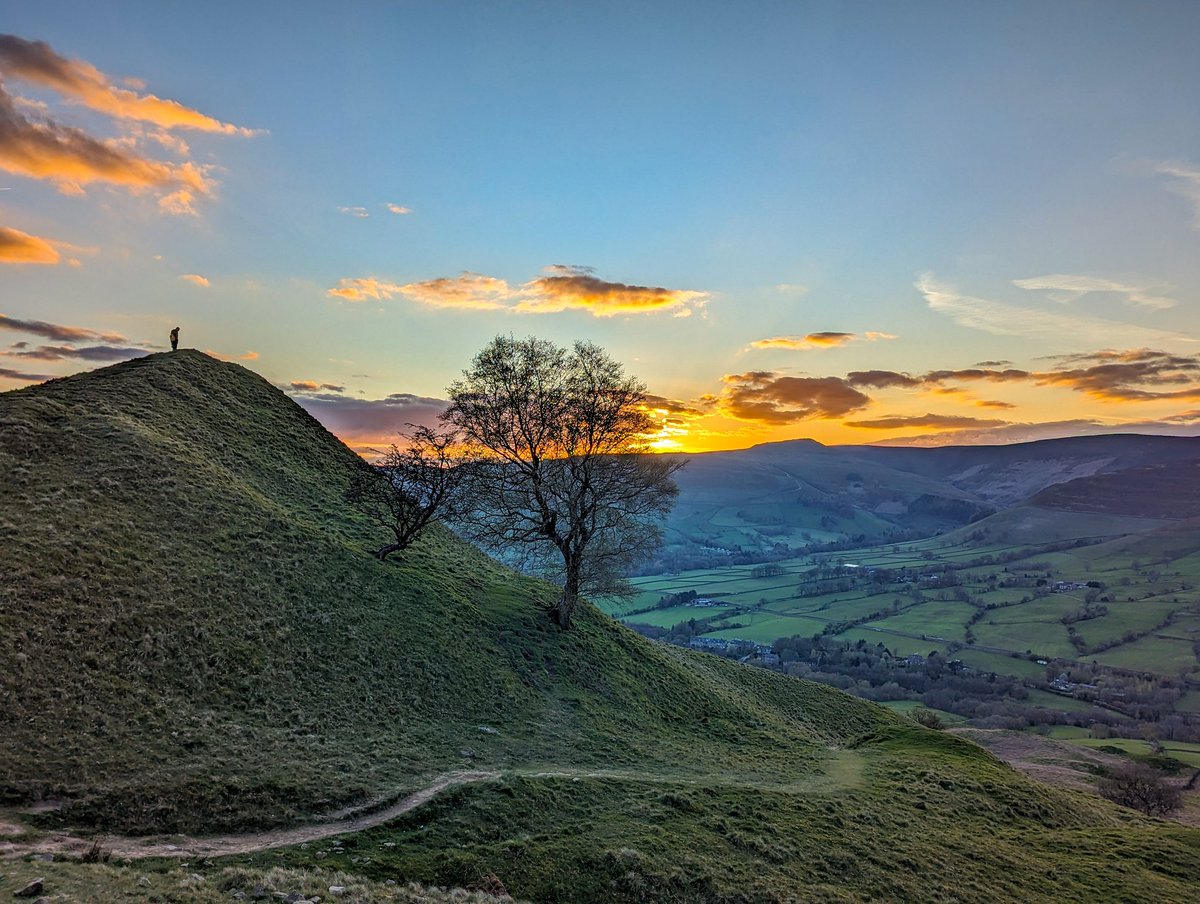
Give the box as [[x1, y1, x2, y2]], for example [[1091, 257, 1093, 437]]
[[0, 224, 58, 263], [515, 270, 706, 317], [178, 273, 209, 287], [326, 273, 510, 308], [204, 348, 257, 361], [751, 331, 894, 350], [397, 273, 512, 309], [327, 267, 708, 317], [0, 86, 214, 206], [384, 203, 412, 215], [0, 35, 256, 135]]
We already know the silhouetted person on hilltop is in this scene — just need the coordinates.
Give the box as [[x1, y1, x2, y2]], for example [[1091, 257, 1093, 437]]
[[170, 326, 180, 351]]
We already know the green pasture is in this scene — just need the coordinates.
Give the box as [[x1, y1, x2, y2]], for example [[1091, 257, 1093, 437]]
[[621, 603, 738, 628], [971, 619, 1077, 660], [833, 626, 947, 658], [1023, 689, 1108, 714], [1093, 634, 1199, 675], [879, 700, 967, 724], [864, 599, 974, 638], [1061, 737, 1200, 768], [957, 650, 1049, 679], [707, 613, 829, 644], [1073, 599, 1185, 649]]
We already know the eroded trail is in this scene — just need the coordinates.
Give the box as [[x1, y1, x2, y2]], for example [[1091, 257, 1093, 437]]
[[0, 753, 866, 861], [0, 770, 497, 861]]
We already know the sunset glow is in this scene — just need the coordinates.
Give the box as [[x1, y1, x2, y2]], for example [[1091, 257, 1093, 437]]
[[3, 4, 1199, 454]]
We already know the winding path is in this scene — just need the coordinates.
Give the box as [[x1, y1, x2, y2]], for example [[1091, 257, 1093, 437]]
[[0, 770, 497, 861]]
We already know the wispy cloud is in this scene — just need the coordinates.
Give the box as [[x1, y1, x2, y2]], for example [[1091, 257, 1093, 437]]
[[337, 206, 369, 218], [868, 418, 1200, 448], [1154, 160, 1200, 228], [384, 203, 412, 215], [178, 273, 209, 287], [1013, 274, 1175, 310], [844, 412, 1009, 430], [0, 313, 125, 343], [917, 274, 1183, 346], [750, 331, 895, 351], [396, 274, 512, 310], [327, 266, 708, 318]]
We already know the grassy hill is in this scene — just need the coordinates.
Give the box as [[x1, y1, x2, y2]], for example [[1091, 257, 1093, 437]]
[[2, 352, 1199, 902]]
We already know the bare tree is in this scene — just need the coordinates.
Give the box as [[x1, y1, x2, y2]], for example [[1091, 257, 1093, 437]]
[[346, 425, 468, 560], [1099, 762, 1182, 817], [444, 336, 683, 628]]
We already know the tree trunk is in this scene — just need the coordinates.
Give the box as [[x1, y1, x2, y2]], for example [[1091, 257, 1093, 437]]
[[550, 588, 576, 629], [551, 556, 582, 629]]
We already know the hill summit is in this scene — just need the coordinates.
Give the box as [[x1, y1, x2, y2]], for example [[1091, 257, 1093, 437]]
[[2, 352, 1198, 902]]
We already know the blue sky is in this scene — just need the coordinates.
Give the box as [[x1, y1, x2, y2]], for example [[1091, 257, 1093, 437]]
[[3, 1, 1200, 451]]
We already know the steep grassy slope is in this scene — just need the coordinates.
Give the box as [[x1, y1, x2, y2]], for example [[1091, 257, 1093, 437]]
[[0, 352, 891, 832], [3, 352, 1199, 902]]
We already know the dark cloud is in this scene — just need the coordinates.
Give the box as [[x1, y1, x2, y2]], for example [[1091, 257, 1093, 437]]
[[291, 391, 450, 452], [976, 400, 1017, 410], [846, 370, 921, 389], [868, 419, 1200, 448], [717, 371, 870, 423], [922, 367, 1032, 383], [844, 413, 1010, 430], [0, 364, 52, 382], [289, 380, 347, 393], [9, 343, 147, 361], [1031, 349, 1200, 401], [0, 313, 125, 343], [641, 394, 706, 418]]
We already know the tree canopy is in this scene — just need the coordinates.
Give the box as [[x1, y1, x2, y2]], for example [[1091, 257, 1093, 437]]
[[445, 335, 683, 628]]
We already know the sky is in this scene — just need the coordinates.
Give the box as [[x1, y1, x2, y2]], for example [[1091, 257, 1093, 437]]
[[2, 1, 1200, 453]]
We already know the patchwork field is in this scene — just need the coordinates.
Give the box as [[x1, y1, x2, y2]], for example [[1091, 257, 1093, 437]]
[[605, 515, 1200, 722]]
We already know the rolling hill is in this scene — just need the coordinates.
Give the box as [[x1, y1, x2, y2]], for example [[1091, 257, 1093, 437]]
[[2, 352, 1198, 902], [655, 434, 1200, 568]]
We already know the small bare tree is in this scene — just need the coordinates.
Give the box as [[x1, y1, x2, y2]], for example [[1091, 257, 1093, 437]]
[[1099, 762, 1182, 817], [346, 425, 468, 560], [444, 336, 683, 629]]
